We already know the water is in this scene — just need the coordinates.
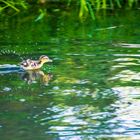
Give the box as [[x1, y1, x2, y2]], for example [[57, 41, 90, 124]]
[[0, 10, 140, 140]]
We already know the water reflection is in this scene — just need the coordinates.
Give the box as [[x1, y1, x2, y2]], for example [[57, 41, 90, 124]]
[[21, 70, 53, 85], [0, 64, 53, 85], [31, 87, 120, 139], [0, 9, 140, 140]]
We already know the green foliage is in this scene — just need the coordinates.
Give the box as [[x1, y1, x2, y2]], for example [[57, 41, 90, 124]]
[[77, 0, 138, 20], [0, 0, 27, 12], [0, 0, 139, 20]]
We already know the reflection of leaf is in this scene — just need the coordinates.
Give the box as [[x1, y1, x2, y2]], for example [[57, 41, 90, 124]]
[[116, 0, 122, 8], [67, 0, 72, 6], [35, 9, 46, 22]]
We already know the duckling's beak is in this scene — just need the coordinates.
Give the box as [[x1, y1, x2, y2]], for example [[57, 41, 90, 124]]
[[48, 59, 53, 62]]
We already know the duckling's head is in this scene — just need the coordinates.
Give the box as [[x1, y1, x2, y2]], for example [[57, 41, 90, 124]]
[[39, 55, 52, 63]]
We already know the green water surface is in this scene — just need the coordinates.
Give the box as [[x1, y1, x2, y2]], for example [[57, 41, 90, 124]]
[[0, 10, 140, 140]]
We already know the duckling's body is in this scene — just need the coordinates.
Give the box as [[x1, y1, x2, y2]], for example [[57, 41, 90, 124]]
[[20, 55, 52, 70]]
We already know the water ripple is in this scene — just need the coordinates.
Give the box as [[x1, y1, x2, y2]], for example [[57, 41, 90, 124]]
[[0, 64, 21, 74]]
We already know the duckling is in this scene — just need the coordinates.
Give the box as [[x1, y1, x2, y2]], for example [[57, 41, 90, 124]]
[[20, 55, 52, 70]]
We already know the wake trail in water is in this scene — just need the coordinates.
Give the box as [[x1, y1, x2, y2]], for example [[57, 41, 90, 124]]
[[0, 64, 23, 74]]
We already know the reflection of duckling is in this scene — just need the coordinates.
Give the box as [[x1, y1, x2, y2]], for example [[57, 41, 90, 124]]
[[38, 71, 53, 85], [20, 55, 52, 70], [21, 70, 53, 85]]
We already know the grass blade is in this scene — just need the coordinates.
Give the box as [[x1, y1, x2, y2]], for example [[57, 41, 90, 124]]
[[0, 0, 20, 12], [87, 1, 95, 20]]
